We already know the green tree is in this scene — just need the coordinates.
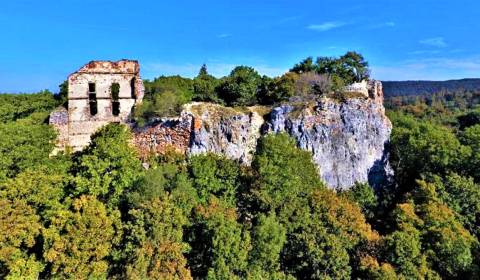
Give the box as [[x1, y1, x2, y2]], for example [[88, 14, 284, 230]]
[[0, 121, 56, 182], [259, 72, 298, 104], [193, 64, 220, 102], [462, 124, 480, 180], [342, 182, 378, 220], [0, 198, 44, 280], [125, 194, 192, 279], [389, 112, 468, 189], [382, 219, 428, 278], [186, 197, 251, 279], [339, 51, 370, 83], [42, 195, 118, 279], [72, 124, 142, 208], [430, 173, 480, 238], [218, 66, 262, 106], [290, 57, 316, 74], [0, 91, 59, 123], [188, 154, 243, 207], [1, 164, 69, 222], [251, 133, 325, 230], [128, 161, 198, 216], [283, 189, 379, 280], [248, 213, 287, 278]]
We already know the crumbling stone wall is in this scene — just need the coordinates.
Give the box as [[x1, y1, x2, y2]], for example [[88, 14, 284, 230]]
[[133, 114, 193, 158], [51, 60, 144, 151]]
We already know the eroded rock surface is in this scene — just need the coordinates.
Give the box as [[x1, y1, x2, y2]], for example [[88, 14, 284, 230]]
[[132, 81, 392, 189]]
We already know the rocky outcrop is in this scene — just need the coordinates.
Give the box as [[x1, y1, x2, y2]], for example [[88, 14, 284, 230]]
[[264, 81, 392, 189], [131, 81, 392, 190], [185, 103, 266, 164]]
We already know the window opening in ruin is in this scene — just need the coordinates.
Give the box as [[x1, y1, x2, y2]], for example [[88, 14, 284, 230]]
[[130, 78, 136, 99], [111, 83, 120, 116], [88, 82, 98, 116], [88, 82, 96, 93]]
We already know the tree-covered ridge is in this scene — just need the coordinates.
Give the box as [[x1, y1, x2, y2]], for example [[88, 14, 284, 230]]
[[383, 79, 480, 97], [134, 51, 370, 125]]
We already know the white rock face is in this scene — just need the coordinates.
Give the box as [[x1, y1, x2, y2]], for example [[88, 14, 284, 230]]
[[185, 102, 267, 164], [265, 97, 392, 190]]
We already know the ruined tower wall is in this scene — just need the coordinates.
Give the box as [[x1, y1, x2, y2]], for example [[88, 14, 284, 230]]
[[50, 60, 144, 152]]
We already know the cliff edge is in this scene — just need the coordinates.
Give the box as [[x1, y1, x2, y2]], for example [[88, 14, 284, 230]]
[[133, 80, 392, 190]]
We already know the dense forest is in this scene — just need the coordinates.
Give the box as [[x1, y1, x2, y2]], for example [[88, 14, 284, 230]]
[[383, 79, 480, 97], [2, 53, 480, 279]]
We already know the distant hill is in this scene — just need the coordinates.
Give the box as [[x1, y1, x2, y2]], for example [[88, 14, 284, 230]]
[[382, 79, 480, 97]]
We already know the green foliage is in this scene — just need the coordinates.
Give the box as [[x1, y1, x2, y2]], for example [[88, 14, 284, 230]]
[[461, 124, 480, 180], [383, 222, 427, 279], [290, 57, 316, 74], [193, 64, 221, 103], [186, 197, 251, 279], [72, 124, 142, 208], [218, 66, 262, 106], [128, 161, 198, 216], [430, 173, 480, 238], [283, 189, 378, 280], [1, 165, 69, 221], [0, 198, 44, 280], [144, 75, 194, 100], [0, 121, 56, 182], [249, 213, 287, 277], [259, 72, 298, 104], [290, 51, 370, 87], [43, 195, 119, 279], [381, 181, 478, 278], [342, 182, 378, 220], [188, 154, 243, 207], [457, 110, 480, 129], [125, 194, 192, 279], [135, 75, 194, 124], [0, 91, 59, 123], [252, 133, 325, 230], [389, 112, 468, 188]]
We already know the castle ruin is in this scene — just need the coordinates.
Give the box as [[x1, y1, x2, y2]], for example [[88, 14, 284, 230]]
[[50, 60, 144, 151]]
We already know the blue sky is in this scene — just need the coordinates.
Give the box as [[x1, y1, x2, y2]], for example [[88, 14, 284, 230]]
[[1, 0, 480, 92]]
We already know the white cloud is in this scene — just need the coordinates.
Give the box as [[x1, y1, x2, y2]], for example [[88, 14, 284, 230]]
[[419, 37, 447, 48], [217, 33, 232, 38], [307, 21, 347, 32]]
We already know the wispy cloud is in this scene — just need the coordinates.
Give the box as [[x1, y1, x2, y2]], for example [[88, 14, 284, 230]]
[[372, 56, 480, 80], [420, 37, 447, 48], [307, 21, 347, 32], [217, 33, 232, 39], [373, 21, 396, 28], [408, 50, 441, 55]]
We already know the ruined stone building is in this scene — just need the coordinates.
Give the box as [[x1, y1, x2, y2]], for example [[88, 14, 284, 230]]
[[50, 60, 144, 151]]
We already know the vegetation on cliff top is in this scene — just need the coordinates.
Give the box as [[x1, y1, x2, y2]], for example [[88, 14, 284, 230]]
[[133, 51, 370, 125]]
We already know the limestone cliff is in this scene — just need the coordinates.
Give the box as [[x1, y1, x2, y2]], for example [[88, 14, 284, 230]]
[[132, 81, 392, 190]]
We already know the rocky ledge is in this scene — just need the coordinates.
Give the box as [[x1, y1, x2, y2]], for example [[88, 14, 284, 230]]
[[132, 81, 392, 190]]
